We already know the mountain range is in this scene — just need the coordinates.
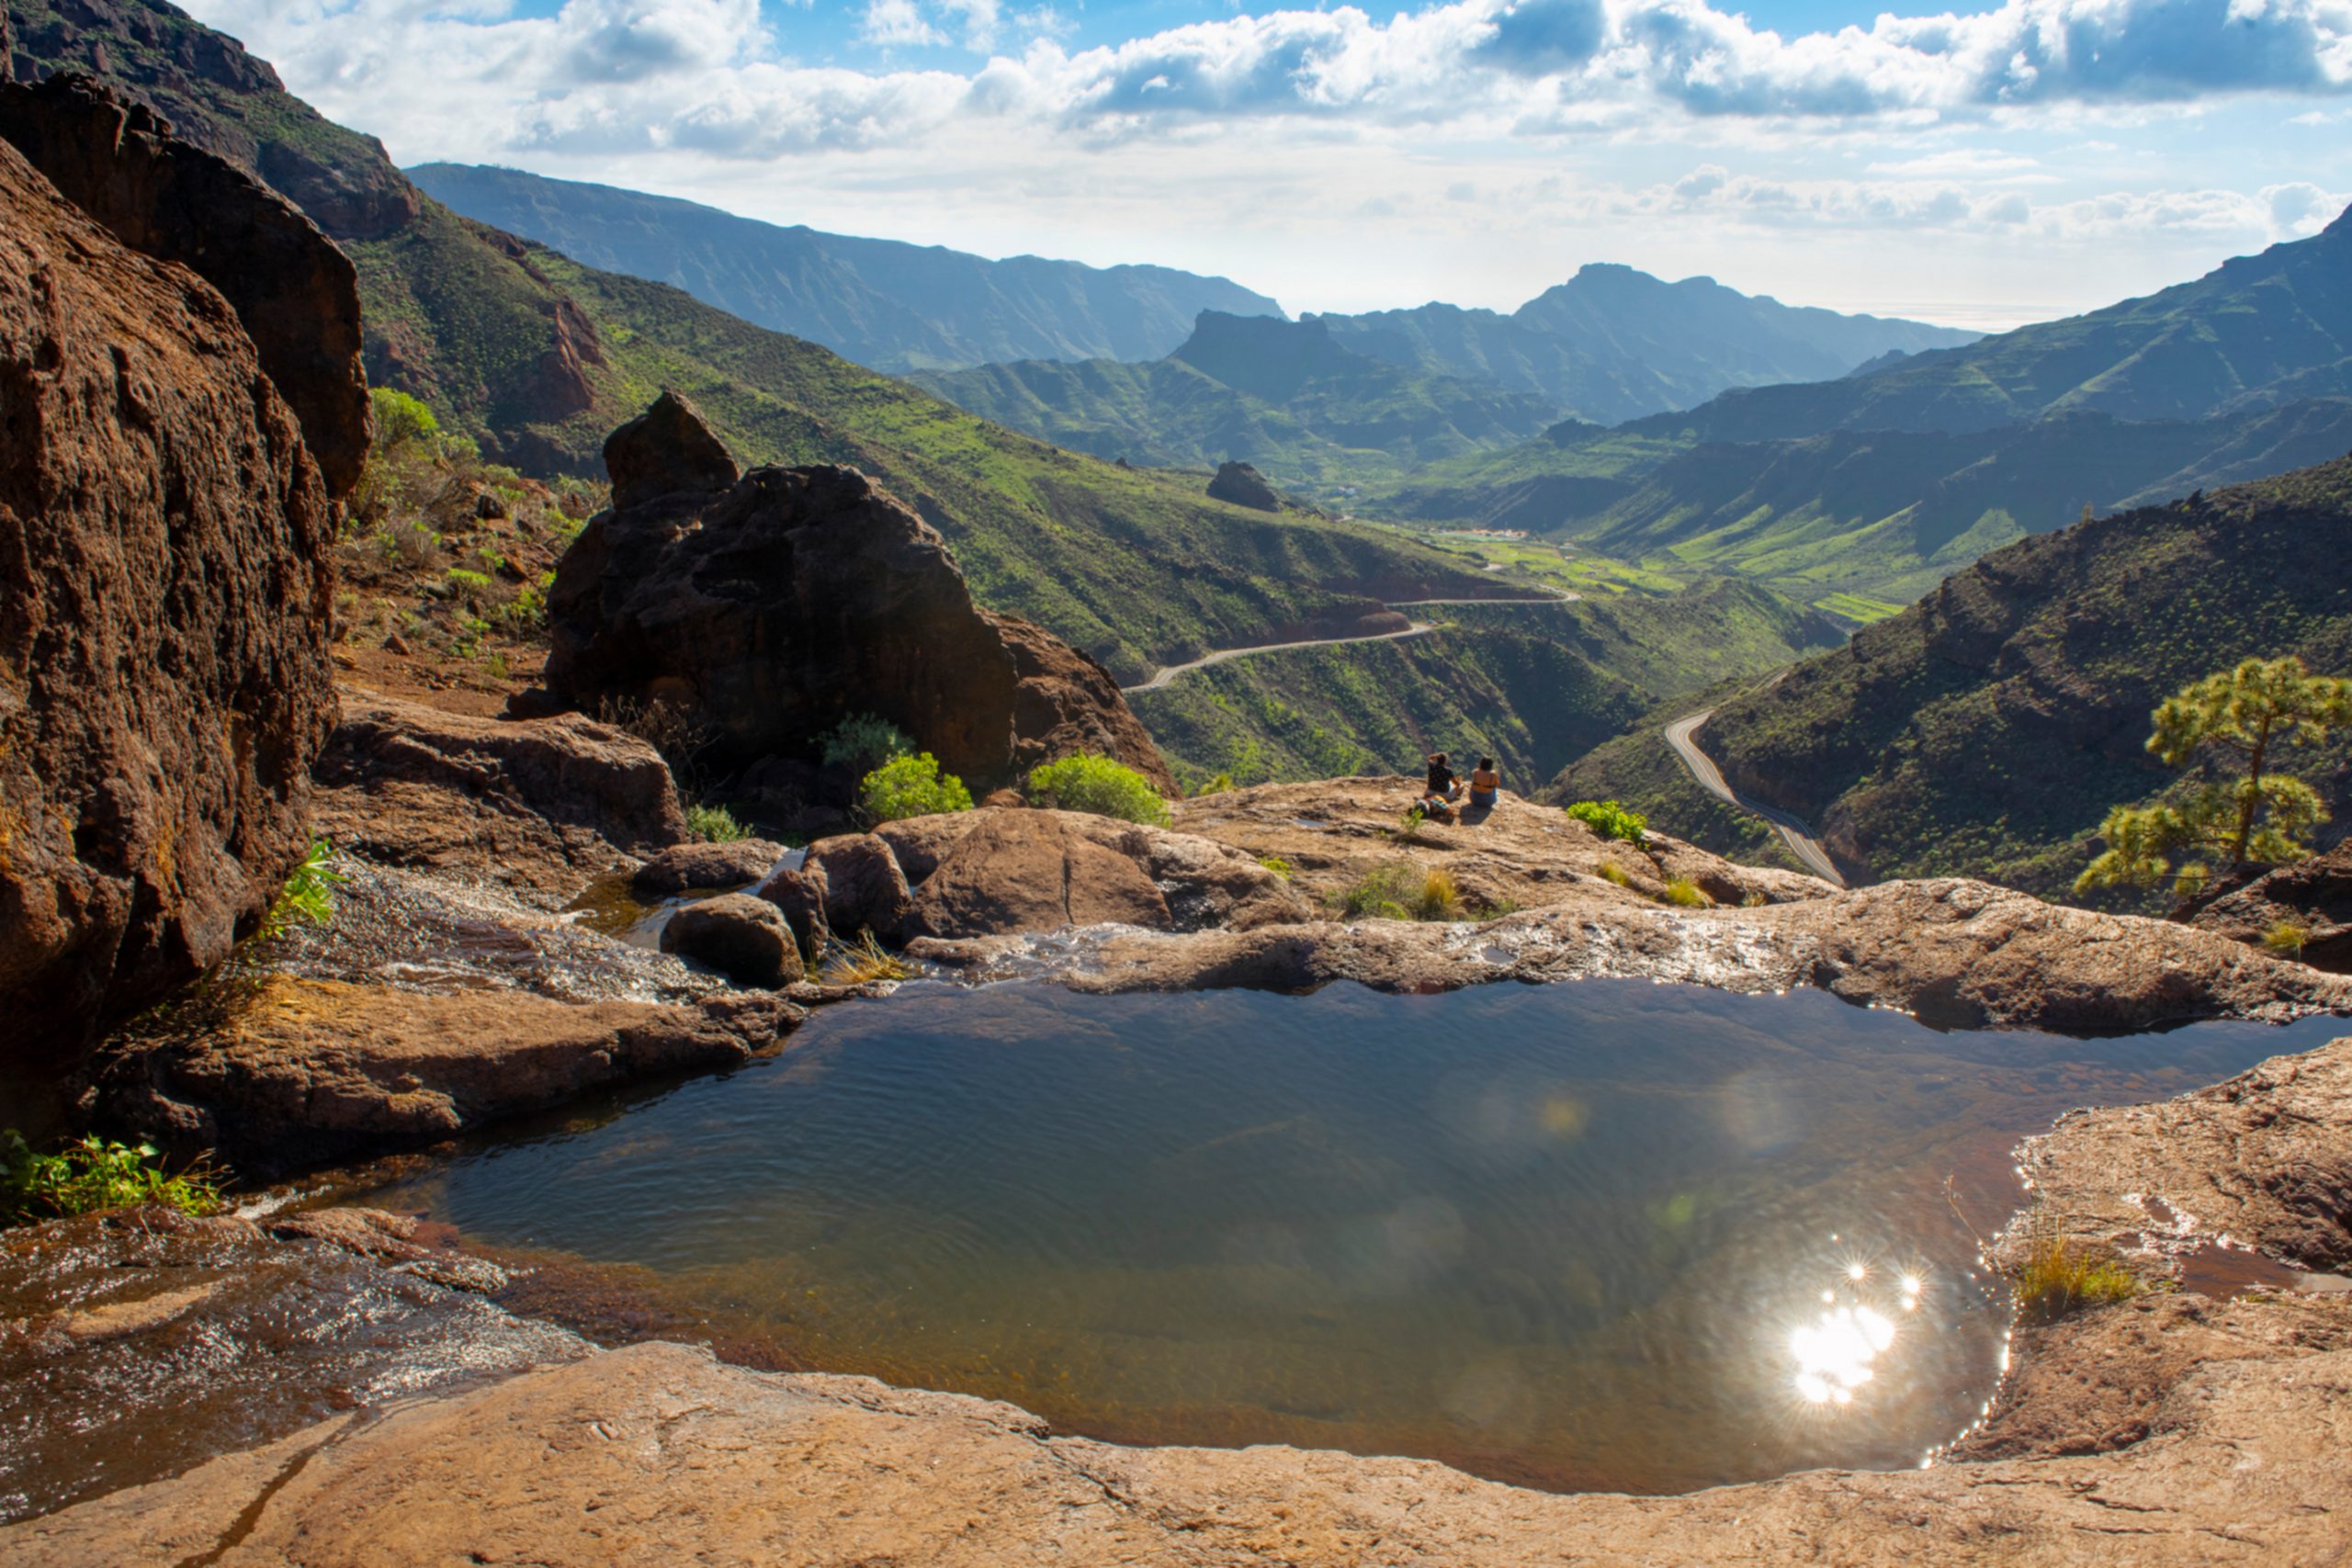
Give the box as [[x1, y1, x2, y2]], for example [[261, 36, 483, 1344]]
[[403, 163, 1285, 375]]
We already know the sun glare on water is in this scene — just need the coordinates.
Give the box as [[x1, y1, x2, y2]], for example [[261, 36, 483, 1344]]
[[1789, 1255, 1928, 1405]]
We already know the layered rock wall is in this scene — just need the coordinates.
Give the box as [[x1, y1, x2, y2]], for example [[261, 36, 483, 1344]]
[[0, 135, 337, 1060]]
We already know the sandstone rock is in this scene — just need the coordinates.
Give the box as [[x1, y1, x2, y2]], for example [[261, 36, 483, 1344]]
[[632, 839, 787, 895], [804, 834, 913, 943], [0, 73, 370, 498], [602, 389, 737, 511], [1207, 459, 1281, 511], [79, 976, 802, 1174], [752, 864, 829, 955], [2179, 840, 2352, 973], [0, 135, 335, 1062], [874, 813, 985, 884], [900, 809, 1310, 940], [311, 694, 691, 907], [908, 813, 1172, 939], [660, 894, 802, 989], [543, 404, 1168, 792]]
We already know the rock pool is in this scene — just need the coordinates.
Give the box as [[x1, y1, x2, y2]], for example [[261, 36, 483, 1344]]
[[351, 979, 2343, 1495]]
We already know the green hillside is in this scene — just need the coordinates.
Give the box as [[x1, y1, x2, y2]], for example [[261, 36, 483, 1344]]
[[1562, 457, 2352, 902], [1133, 581, 1843, 790], [407, 163, 1284, 374], [915, 313, 1563, 490]]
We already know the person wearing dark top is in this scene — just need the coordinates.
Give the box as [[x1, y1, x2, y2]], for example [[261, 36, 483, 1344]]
[[1420, 751, 1463, 816], [1468, 757, 1499, 809]]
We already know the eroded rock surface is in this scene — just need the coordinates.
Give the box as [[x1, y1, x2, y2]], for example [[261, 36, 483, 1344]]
[[79, 976, 801, 1175], [0, 134, 335, 1061], [543, 399, 1171, 793], [0, 72, 370, 497], [2179, 840, 2352, 974], [311, 693, 690, 907], [631, 839, 788, 895], [660, 894, 802, 989]]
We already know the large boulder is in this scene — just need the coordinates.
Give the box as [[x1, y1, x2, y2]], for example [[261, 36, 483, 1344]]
[[633, 839, 788, 896], [1207, 460, 1281, 511], [2178, 842, 2352, 973], [803, 834, 914, 943], [311, 694, 691, 908], [0, 73, 370, 498], [542, 398, 1170, 793], [0, 135, 336, 1062]]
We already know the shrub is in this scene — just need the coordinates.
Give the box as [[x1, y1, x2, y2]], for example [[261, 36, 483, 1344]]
[[1335, 863, 1465, 921], [3, 1130, 225, 1225], [821, 713, 913, 773], [1199, 772, 1236, 796], [2264, 919, 2312, 958], [257, 839, 345, 942], [1395, 805, 1429, 840], [820, 931, 915, 986], [1660, 877, 1713, 908], [1566, 799, 1648, 843], [687, 804, 750, 843], [1595, 861, 1631, 887], [1026, 754, 1170, 826], [370, 387, 442, 452], [860, 752, 975, 824]]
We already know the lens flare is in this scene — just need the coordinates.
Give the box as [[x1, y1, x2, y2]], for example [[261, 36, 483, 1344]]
[[1791, 1304, 1897, 1404]]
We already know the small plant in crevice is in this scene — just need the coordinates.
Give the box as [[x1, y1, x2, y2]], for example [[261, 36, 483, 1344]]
[[1332, 862, 1466, 922], [858, 752, 975, 824], [687, 804, 750, 843], [820, 931, 915, 987], [1659, 877, 1713, 909], [1566, 799, 1648, 844], [2263, 919, 2312, 959], [820, 713, 914, 774], [3, 1130, 227, 1226], [2006, 1212, 2144, 1323], [1595, 861, 1632, 888], [1393, 805, 1429, 842], [598, 696, 719, 801], [256, 838, 345, 942], [1256, 854, 1293, 881]]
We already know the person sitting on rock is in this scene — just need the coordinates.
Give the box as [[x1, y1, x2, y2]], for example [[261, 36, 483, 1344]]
[[1467, 757, 1500, 812], [1419, 751, 1464, 818]]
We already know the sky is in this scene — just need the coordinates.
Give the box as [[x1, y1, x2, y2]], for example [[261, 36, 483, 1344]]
[[184, 0, 2352, 330]]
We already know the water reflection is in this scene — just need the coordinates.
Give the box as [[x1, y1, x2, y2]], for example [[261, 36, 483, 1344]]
[[349, 980, 2344, 1495]]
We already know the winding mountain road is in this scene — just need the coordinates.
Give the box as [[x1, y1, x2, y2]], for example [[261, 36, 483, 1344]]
[[1123, 592, 1580, 694], [1663, 710, 1848, 886]]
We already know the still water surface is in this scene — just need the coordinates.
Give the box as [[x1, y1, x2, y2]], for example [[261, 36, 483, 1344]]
[[356, 980, 2342, 1494]]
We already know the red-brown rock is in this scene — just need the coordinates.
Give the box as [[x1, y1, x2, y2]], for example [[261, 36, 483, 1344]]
[[0, 135, 336, 1062], [0, 73, 370, 498], [908, 813, 1173, 939], [660, 894, 802, 989], [2178, 841, 2352, 973], [803, 834, 914, 943]]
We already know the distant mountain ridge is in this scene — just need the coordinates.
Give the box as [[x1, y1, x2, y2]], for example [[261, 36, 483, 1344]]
[[915, 312, 1565, 483], [406, 163, 1285, 374], [1310, 265, 1979, 425]]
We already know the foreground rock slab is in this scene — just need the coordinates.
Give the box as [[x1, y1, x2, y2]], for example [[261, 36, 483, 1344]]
[[13, 1313, 2347, 1568]]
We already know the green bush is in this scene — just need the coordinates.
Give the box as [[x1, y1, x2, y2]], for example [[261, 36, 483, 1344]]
[[370, 387, 442, 451], [687, 804, 750, 843], [1566, 799, 1648, 843], [1026, 754, 1170, 826], [1257, 854, 1293, 881], [3, 1130, 225, 1225], [821, 713, 914, 773], [860, 752, 975, 824], [257, 839, 345, 942]]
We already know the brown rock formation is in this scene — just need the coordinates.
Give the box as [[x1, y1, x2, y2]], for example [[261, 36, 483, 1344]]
[[2178, 840, 2352, 973], [801, 834, 915, 943], [0, 135, 335, 1062], [907, 814, 1174, 938], [1207, 459, 1281, 511], [660, 894, 802, 989], [79, 976, 801, 1174], [311, 694, 691, 908], [544, 399, 1171, 792], [0, 73, 370, 498], [632, 839, 787, 895]]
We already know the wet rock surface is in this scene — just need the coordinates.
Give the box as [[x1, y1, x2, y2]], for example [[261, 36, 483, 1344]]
[[660, 894, 803, 989], [0, 72, 370, 497], [0, 132, 335, 1063], [311, 693, 691, 908], [0, 1206, 585, 1527], [2179, 840, 2352, 974], [631, 838, 788, 895], [543, 402, 1170, 793], [79, 976, 802, 1176]]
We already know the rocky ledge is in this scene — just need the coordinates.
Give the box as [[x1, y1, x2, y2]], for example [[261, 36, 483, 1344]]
[[6, 1034, 2348, 1565]]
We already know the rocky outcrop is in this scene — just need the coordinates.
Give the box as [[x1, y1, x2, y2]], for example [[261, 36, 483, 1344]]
[[79, 976, 802, 1175], [631, 839, 788, 895], [1207, 459, 1281, 511], [801, 834, 914, 944], [2179, 841, 2352, 973], [660, 894, 801, 989], [311, 694, 691, 907], [0, 73, 370, 498], [0, 134, 336, 1062], [907, 813, 1175, 938], [543, 399, 1170, 793]]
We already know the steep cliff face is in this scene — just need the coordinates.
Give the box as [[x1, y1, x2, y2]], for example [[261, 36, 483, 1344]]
[[0, 71, 371, 497], [545, 395, 1174, 795], [0, 134, 338, 1058]]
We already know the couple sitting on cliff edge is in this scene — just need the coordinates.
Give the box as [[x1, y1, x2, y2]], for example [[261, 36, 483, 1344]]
[[1418, 751, 1498, 821]]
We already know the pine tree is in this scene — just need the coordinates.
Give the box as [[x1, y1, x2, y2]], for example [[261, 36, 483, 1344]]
[[2075, 655, 2352, 897]]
